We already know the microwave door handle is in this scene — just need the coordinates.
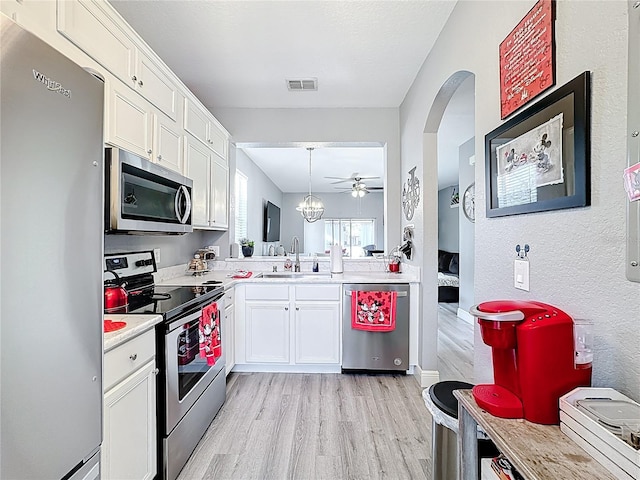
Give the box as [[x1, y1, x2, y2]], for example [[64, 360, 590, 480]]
[[174, 186, 191, 224]]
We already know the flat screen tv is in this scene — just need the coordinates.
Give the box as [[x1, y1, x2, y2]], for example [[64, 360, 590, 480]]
[[263, 201, 281, 242]]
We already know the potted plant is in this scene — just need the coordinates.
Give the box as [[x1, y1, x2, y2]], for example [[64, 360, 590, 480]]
[[239, 238, 254, 258]]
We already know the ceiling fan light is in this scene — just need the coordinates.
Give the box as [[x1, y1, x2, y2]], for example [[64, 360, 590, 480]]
[[351, 190, 358, 198], [358, 189, 366, 197]]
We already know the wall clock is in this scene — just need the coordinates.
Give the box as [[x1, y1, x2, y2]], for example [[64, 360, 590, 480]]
[[462, 182, 475, 222]]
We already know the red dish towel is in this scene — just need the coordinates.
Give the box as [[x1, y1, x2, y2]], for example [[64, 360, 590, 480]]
[[351, 290, 398, 332], [232, 271, 253, 279], [199, 302, 222, 366]]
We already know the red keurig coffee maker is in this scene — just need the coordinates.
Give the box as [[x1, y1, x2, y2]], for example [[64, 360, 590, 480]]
[[470, 300, 592, 424]]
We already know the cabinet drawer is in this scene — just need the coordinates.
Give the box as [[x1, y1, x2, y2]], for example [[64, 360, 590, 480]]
[[245, 284, 289, 301], [223, 287, 234, 306], [295, 284, 340, 301], [104, 329, 155, 391]]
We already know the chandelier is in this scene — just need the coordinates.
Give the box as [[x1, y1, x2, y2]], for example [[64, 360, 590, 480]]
[[296, 147, 325, 223]]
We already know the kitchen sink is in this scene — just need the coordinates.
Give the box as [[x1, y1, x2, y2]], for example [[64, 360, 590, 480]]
[[260, 272, 332, 279]]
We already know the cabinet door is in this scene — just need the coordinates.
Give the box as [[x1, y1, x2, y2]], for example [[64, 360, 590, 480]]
[[57, 0, 135, 86], [153, 114, 182, 174], [210, 157, 229, 229], [295, 302, 340, 364], [106, 81, 151, 159], [135, 51, 178, 121], [102, 360, 157, 480], [224, 304, 235, 376], [183, 98, 209, 147], [208, 121, 228, 159], [184, 136, 211, 228], [245, 302, 290, 363]]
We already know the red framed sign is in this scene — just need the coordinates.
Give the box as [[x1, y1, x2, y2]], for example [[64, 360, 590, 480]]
[[500, 0, 555, 119]]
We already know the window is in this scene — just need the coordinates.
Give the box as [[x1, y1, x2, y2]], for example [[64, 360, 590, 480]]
[[234, 170, 247, 243], [324, 219, 375, 257]]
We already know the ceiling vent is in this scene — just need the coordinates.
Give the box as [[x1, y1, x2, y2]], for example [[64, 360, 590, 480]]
[[286, 78, 317, 91]]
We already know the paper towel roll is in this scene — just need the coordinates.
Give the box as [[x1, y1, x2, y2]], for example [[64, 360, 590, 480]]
[[330, 244, 343, 273]]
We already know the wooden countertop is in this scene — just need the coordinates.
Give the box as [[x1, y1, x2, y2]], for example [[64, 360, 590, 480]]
[[454, 389, 618, 480]]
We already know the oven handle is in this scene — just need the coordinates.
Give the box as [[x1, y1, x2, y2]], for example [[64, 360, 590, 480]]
[[174, 185, 192, 224], [167, 308, 201, 333], [166, 294, 224, 332]]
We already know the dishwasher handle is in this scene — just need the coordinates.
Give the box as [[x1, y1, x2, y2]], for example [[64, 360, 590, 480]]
[[344, 290, 407, 297]]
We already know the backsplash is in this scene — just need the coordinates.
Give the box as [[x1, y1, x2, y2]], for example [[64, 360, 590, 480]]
[[154, 256, 420, 282]]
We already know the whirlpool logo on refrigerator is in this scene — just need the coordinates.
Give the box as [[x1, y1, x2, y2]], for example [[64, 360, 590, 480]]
[[32, 69, 71, 98]]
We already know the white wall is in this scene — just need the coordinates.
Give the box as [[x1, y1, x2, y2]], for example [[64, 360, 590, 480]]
[[235, 148, 283, 255], [438, 186, 459, 253], [458, 137, 475, 313], [213, 108, 401, 251], [401, 0, 639, 400]]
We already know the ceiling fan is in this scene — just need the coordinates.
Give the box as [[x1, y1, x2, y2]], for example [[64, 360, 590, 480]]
[[325, 173, 380, 185], [333, 178, 384, 197]]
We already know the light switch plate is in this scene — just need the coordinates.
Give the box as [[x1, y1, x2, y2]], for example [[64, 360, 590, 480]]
[[514, 259, 530, 291], [154, 248, 161, 265]]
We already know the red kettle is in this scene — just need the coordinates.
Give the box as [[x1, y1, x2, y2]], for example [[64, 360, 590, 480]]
[[104, 270, 129, 314]]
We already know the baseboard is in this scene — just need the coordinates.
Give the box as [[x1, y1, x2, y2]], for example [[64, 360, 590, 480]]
[[457, 307, 475, 325], [413, 365, 440, 388]]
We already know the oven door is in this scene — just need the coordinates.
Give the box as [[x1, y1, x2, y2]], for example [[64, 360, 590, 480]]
[[164, 297, 225, 434], [106, 147, 193, 234]]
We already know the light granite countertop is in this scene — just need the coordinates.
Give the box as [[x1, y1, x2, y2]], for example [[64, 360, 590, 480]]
[[103, 314, 162, 352], [156, 270, 419, 287]]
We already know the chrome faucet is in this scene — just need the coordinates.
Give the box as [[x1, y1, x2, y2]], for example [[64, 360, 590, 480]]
[[291, 236, 300, 272]]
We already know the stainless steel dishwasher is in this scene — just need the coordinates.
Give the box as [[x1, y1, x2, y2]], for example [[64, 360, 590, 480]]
[[342, 283, 410, 371]]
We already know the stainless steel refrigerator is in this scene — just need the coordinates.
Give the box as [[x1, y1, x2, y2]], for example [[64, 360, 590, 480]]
[[1, 15, 104, 480]]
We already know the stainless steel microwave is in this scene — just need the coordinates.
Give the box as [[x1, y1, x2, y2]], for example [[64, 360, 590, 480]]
[[105, 148, 193, 234]]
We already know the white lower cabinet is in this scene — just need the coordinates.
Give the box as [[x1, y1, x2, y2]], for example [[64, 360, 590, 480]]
[[238, 283, 341, 368], [223, 286, 235, 375], [295, 302, 340, 364], [102, 331, 157, 480], [245, 301, 290, 363]]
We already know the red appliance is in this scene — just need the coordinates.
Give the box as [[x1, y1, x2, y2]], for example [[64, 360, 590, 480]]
[[470, 300, 592, 424], [104, 270, 129, 314]]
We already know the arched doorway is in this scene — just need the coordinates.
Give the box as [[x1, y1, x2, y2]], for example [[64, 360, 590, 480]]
[[424, 71, 476, 383]]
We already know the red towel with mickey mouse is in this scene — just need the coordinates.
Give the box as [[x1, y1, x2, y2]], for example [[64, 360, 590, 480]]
[[351, 290, 397, 332], [199, 301, 222, 365]]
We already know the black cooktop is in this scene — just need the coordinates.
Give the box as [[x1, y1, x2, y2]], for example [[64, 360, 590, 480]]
[[127, 284, 223, 322]]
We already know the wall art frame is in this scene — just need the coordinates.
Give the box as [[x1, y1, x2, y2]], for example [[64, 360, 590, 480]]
[[485, 71, 591, 218], [500, 0, 556, 119]]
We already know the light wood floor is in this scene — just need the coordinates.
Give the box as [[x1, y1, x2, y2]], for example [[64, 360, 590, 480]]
[[177, 305, 474, 480], [437, 302, 474, 383]]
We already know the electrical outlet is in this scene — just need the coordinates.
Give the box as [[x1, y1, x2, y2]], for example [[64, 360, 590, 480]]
[[514, 259, 530, 291], [211, 246, 220, 257], [154, 248, 161, 265]]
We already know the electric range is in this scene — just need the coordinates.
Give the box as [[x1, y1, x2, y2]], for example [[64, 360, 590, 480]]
[[104, 251, 226, 480]]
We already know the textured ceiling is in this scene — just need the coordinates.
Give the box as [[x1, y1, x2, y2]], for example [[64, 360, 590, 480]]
[[110, 0, 457, 109], [241, 146, 384, 193], [110, 0, 467, 188]]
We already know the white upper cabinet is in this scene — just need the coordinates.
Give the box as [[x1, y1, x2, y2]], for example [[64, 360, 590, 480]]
[[106, 80, 184, 174], [184, 135, 212, 227], [134, 51, 178, 121], [153, 114, 182, 173], [106, 80, 151, 159], [210, 157, 229, 229], [57, 0, 135, 84], [58, 0, 177, 121], [183, 98, 229, 160]]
